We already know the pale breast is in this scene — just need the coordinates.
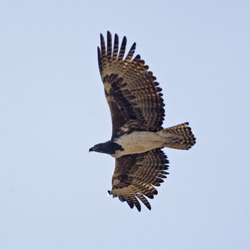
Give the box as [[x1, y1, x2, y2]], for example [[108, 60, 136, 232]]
[[113, 131, 164, 157]]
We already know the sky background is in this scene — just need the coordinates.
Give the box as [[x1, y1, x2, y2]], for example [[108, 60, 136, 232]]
[[0, 0, 249, 249]]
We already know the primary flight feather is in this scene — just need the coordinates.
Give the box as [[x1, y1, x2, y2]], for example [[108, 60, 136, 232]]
[[89, 31, 196, 211]]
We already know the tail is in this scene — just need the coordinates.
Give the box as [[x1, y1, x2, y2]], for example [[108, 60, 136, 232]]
[[158, 122, 196, 150]]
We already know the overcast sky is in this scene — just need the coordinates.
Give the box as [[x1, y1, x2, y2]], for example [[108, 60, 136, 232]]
[[0, 0, 249, 249]]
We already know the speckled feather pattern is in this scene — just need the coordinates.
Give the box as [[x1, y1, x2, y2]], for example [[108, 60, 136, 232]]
[[98, 31, 165, 137], [110, 149, 169, 211]]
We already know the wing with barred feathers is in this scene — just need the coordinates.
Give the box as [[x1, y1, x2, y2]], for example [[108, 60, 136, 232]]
[[108, 149, 169, 211], [98, 31, 165, 138]]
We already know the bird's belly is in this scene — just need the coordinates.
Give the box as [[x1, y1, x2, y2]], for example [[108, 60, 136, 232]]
[[114, 131, 164, 157]]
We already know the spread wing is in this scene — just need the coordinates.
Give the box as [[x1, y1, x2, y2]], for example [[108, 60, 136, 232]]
[[108, 149, 169, 211], [98, 31, 165, 138]]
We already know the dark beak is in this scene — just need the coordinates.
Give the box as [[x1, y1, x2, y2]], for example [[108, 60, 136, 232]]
[[89, 147, 94, 152]]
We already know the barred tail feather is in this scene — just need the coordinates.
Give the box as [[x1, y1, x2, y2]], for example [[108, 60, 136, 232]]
[[159, 122, 196, 150]]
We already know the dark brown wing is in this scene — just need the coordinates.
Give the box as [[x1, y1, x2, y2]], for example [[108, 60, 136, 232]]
[[108, 149, 169, 211], [98, 31, 165, 138]]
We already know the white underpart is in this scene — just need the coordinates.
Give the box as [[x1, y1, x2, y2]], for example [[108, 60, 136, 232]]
[[113, 131, 170, 158]]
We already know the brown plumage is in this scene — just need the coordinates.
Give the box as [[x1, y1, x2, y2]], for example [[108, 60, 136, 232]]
[[90, 31, 196, 211], [109, 149, 169, 211], [98, 31, 165, 137]]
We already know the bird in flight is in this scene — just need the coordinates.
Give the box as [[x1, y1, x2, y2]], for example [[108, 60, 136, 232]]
[[89, 31, 196, 211]]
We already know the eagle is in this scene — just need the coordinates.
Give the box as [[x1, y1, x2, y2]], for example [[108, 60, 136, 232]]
[[89, 31, 196, 211]]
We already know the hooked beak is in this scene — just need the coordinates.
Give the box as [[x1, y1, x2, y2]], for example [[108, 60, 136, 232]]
[[89, 147, 94, 152]]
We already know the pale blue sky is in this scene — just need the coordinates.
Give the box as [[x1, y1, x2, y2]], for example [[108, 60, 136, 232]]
[[0, 0, 249, 249]]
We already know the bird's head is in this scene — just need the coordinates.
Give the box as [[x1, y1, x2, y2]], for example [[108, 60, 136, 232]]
[[89, 143, 107, 153], [89, 141, 124, 155]]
